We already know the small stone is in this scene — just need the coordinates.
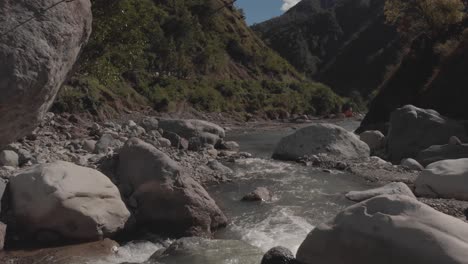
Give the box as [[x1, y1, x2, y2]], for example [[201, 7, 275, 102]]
[[242, 187, 271, 202], [127, 120, 137, 127], [0, 150, 19, 167], [140, 117, 159, 131]]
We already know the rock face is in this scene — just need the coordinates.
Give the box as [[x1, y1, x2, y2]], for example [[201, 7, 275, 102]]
[[345, 182, 415, 202], [261, 246, 297, 264], [150, 237, 264, 264], [0, 0, 92, 147], [117, 138, 227, 237], [416, 144, 468, 167], [272, 123, 370, 161], [296, 195, 468, 264], [9, 161, 130, 243], [415, 159, 468, 200], [159, 119, 225, 145], [386, 105, 468, 162], [359, 130, 385, 153]]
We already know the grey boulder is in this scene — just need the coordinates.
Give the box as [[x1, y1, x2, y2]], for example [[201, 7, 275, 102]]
[[359, 130, 385, 153], [297, 194, 468, 264], [345, 182, 415, 202], [386, 105, 468, 162], [0, 150, 19, 167], [0, 0, 92, 147], [159, 119, 225, 145], [261, 246, 298, 264], [117, 138, 227, 237], [9, 161, 130, 243], [272, 123, 370, 161], [400, 158, 424, 171], [416, 144, 468, 167]]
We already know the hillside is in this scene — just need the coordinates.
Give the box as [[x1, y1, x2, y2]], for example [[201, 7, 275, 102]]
[[253, 0, 404, 100], [357, 20, 468, 133], [54, 0, 342, 118]]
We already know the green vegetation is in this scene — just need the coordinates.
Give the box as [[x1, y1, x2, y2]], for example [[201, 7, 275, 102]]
[[384, 0, 466, 36], [55, 0, 344, 117]]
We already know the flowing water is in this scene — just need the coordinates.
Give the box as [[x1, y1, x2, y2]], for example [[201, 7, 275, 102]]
[[10, 120, 368, 264]]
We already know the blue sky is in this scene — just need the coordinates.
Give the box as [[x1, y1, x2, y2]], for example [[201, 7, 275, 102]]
[[235, 0, 301, 25]]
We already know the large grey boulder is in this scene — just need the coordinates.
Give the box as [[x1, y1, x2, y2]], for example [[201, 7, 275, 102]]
[[415, 158, 468, 200], [297, 195, 468, 264], [345, 182, 415, 202], [118, 138, 227, 237], [416, 144, 468, 167], [272, 123, 370, 161], [387, 105, 468, 162], [159, 119, 225, 145], [9, 161, 130, 243], [0, 0, 92, 147], [149, 237, 264, 264]]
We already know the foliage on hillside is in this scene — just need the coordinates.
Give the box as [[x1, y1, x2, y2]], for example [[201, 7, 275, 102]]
[[55, 0, 343, 117], [252, 0, 404, 103]]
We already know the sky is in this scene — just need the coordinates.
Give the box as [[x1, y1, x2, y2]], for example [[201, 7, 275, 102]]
[[235, 0, 301, 25]]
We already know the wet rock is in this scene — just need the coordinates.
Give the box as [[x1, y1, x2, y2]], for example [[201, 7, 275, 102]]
[[416, 144, 468, 167], [118, 138, 227, 237], [242, 187, 271, 202], [207, 160, 233, 174], [159, 119, 225, 145], [261, 246, 297, 264], [150, 237, 263, 264], [163, 131, 189, 150], [0, 222, 5, 250], [346, 182, 415, 202], [9, 161, 130, 243], [216, 141, 240, 151], [297, 195, 468, 264], [273, 123, 369, 161], [140, 117, 159, 131], [359, 130, 385, 153], [401, 158, 424, 171], [0, 150, 19, 167], [415, 158, 468, 201], [0, 0, 92, 147], [386, 105, 468, 162]]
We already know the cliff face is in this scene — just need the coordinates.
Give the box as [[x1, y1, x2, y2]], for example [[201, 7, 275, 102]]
[[253, 0, 404, 98], [358, 23, 468, 133]]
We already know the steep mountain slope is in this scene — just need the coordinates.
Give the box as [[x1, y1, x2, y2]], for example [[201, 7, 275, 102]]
[[357, 21, 468, 133], [54, 0, 342, 118], [253, 0, 404, 98]]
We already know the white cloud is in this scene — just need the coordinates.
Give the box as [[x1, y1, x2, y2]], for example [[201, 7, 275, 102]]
[[281, 0, 301, 11]]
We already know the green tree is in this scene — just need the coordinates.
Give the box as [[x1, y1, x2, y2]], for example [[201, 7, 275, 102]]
[[384, 0, 466, 36]]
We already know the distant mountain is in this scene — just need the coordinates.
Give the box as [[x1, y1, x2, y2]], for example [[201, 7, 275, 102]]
[[54, 0, 342, 118], [253, 0, 404, 98]]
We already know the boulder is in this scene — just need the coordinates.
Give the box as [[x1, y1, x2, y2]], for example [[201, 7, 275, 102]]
[[400, 158, 424, 170], [296, 195, 468, 264], [149, 237, 263, 264], [0, 0, 92, 147], [117, 138, 227, 237], [159, 119, 225, 145], [415, 158, 468, 200], [345, 182, 415, 202], [95, 134, 122, 154], [386, 105, 468, 162], [272, 123, 370, 161], [242, 187, 271, 202], [416, 144, 468, 167], [163, 131, 188, 150], [82, 139, 97, 153], [0, 150, 19, 167], [9, 161, 130, 243], [140, 117, 159, 131], [359, 130, 385, 153], [157, 138, 172, 148], [261, 246, 297, 264]]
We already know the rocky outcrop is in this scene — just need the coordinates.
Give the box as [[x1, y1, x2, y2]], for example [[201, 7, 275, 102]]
[[415, 159, 468, 201], [117, 138, 227, 237], [386, 105, 468, 162], [416, 144, 468, 167], [149, 237, 264, 264], [9, 161, 130, 243], [0, 0, 92, 147], [159, 119, 225, 146], [296, 194, 468, 264], [345, 182, 415, 202], [272, 123, 369, 161]]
